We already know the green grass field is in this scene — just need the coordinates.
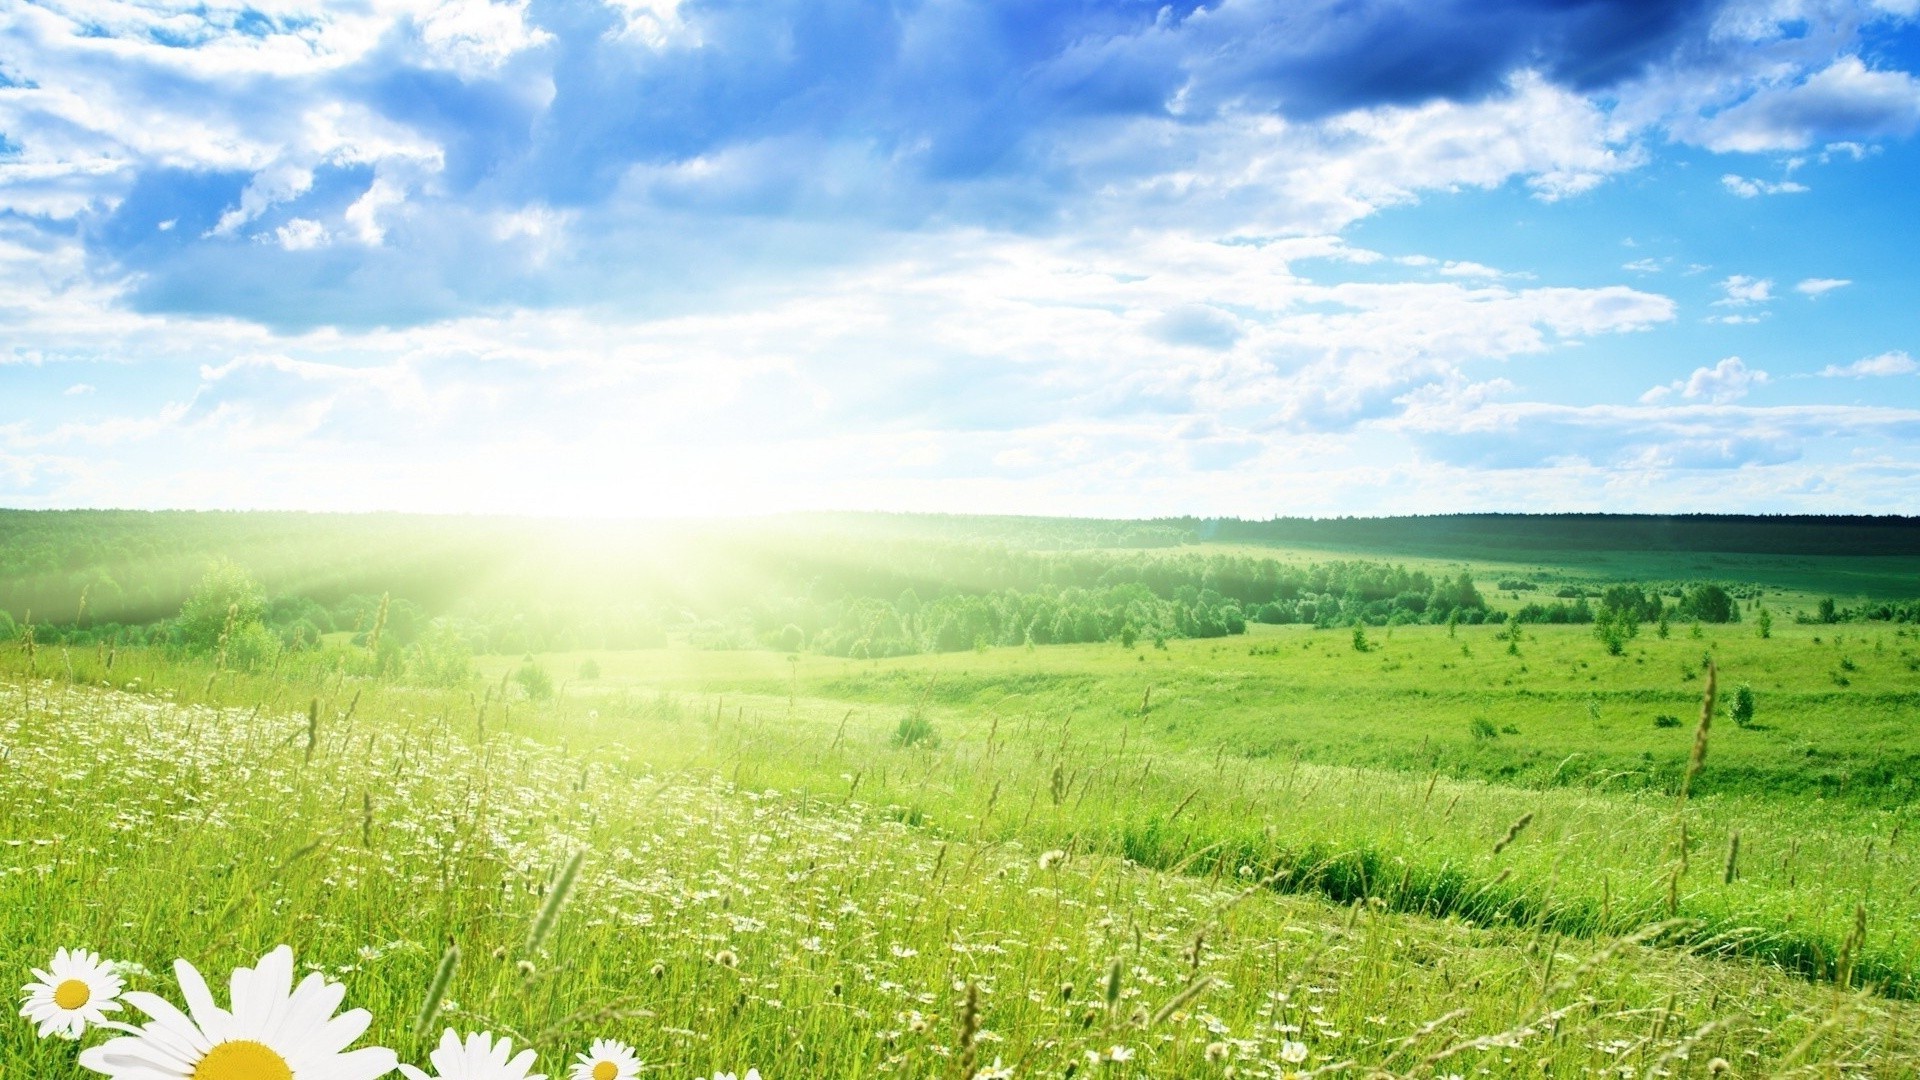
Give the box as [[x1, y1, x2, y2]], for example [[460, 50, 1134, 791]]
[[6, 519, 1920, 1077], [6, 620, 1920, 1076]]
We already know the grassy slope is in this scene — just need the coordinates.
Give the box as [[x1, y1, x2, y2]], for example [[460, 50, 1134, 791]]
[[488, 619, 1920, 998], [4, 661, 1918, 1078]]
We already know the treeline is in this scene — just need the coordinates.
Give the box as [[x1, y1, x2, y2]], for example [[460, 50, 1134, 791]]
[[1202, 513, 1920, 557], [1510, 583, 1742, 625], [0, 511, 1514, 661]]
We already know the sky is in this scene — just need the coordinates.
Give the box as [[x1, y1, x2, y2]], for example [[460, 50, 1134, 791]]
[[2, 0, 1919, 519]]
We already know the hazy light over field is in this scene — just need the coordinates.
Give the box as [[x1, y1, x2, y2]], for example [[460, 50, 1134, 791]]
[[2, 0, 1919, 515]]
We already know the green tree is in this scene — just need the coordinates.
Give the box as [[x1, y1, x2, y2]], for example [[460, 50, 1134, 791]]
[[176, 558, 277, 669], [1680, 584, 1737, 624], [513, 656, 554, 701], [410, 619, 476, 688], [177, 558, 268, 654], [1728, 683, 1757, 728], [1756, 607, 1772, 639]]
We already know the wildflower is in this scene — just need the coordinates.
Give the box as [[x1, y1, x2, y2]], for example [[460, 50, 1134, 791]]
[[1204, 1042, 1230, 1063], [1106, 1045, 1134, 1062], [21, 948, 124, 1040], [1039, 850, 1067, 870], [974, 1059, 1014, 1079], [77, 945, 397, 1080], [401, 1030, 545, 1080], [1279, 1040, 1309, 1064], [570, 1038, 640, 1080]]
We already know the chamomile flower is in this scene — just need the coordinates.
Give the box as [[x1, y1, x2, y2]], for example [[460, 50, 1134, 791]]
[[401, 1030, 545, 1080], [21, 947, 124, 1039], [569, 1038, 639, 1080], [1279, 1040, 1309, 1064], [77, 945, 397, 1080]]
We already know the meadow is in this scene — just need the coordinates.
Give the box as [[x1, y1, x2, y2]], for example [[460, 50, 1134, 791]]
[[4, 512, 1920, 1077]]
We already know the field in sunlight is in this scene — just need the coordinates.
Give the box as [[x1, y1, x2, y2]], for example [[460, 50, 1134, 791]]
[[6, 513, 1920, 1076], [6, 627, 1920, 1077]]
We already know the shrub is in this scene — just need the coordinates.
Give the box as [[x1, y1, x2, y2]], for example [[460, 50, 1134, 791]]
[[578, 658, 602, 680], [894, 708, 939, 748], [177, 558, 268, 656], [1469, 716, 1498, 740], [1728, 683, 1756, 728], [514, 657, 554, 701], [1653, 714, 1682, 729]]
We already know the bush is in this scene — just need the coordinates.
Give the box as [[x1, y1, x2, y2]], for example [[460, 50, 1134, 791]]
[[1653, 714, 1682, 729], [578, 658, 602, 680], [514, 657, 554, 701], [1469, 716, 1498, 740], [1728, 683, 1756, 728], [177, 558, 268, 656], [894, 708, 938, 748]]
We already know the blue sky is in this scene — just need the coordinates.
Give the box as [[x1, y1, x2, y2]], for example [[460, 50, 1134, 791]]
[[2, 0, 1919, 517]]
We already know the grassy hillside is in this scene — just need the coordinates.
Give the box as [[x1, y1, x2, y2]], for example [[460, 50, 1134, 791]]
[[7, 510, 1920, 1075], [5, 650, 1918, 1077]]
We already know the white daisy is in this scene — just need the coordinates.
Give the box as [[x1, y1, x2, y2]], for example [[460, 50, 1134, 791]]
[[400, 1030, 545, 1080], [569, 1038, 639, 1080], [77, 944, 397, 1080], [21, 947, 125, 1040]]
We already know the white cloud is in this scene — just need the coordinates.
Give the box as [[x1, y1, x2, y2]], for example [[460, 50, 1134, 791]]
[[1641, 357, 1771, 404], [1437, 260, 1506, 279], [1821, 350, 1917, 377], [1695, 57, 1920, 153], [1714, 275, 1774, 306], [1795, 277, 1852, 297], [1721, 174, 1810, 197], [415, 0, 551, 74], [63, 383, 95, 396], [274, 218, 330, 251]]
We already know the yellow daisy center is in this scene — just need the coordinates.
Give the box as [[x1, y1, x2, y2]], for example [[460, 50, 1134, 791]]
[[594, 1062, 619, 1080], [192, 1040, 294, 1080], [53, 979, 91, 1010]]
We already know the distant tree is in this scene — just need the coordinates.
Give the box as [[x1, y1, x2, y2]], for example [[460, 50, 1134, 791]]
[[777, 623, 806, 652], [177, 558, 267, 654], [1680, 584, 1737, 624], [410, 619, 475, 688], [1728, 683, 1757, 728], [577, 657, 601, 680], [1350, 623, 1371, 653], [1818, 597, 1839, 624], [1593, 610, 1636, 656], [1756, 607, 1772, 639], [513, 656, 554, 701], [176, 558, 277, 669]]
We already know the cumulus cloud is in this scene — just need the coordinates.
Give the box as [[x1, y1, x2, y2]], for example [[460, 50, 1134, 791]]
[[0, 0, 1906, 331], [1796, 277, 1852, 297], [1721, 174, 1809, 197], [1821, 350, 1917, 377], [1694, 57, 1920, 153], [1641, 356, 1771, 403], [1714, 275, 1774, 305]]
